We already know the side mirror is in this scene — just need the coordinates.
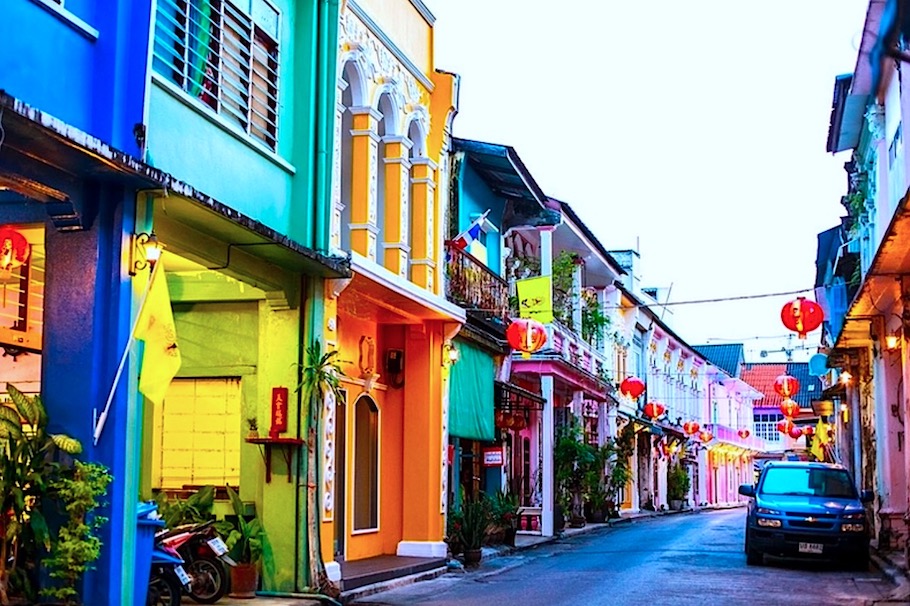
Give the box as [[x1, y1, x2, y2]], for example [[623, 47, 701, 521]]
[[738, 484, 755, 498], [860, 489, 873, 504]]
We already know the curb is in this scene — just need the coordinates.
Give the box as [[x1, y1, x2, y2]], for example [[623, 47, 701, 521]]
[[870, 550, 910, 602], [339, 566, 448, 604]]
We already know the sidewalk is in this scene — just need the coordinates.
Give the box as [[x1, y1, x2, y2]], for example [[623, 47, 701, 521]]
[[869, 547, 910, 604]]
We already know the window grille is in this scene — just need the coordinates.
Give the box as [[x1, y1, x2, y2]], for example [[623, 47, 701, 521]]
[[153, 0, 280, 150]]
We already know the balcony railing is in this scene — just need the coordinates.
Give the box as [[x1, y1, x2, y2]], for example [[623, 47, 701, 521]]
[[544, 321, 611, 386], [444, 242, 509, 324], [704, 423, 766, 451]]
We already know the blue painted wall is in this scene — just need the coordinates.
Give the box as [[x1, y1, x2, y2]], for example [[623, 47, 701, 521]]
[[458, 161, 504, 276], [1, 0, 152, 156]]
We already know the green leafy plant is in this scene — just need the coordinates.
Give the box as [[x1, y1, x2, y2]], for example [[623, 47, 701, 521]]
[[155, 485, 216, 529], [295, 340, 346, 598], [554, 422, 598, 523], [40, 461, 112, 605], [0, 385, 82, 605], [222, 485, 265, 565], [667, 462, 691, 503], [453, 495, 490, 551], [490, 489, 519, 531], [581, 293, 611, 346], [551, 250, 578, 328]]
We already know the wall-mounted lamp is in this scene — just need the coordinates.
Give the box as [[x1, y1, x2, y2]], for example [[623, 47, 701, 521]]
[[839, 371, 852, 385], [129, 232, 162, 276], [442, 341, 459, 366], [886, 332, 900, 351]]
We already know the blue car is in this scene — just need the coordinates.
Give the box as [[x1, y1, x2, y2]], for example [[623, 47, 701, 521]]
[[738, 461, 872, 569]]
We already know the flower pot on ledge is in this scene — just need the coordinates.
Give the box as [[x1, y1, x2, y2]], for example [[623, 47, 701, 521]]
[[229, 563, 259, 599]]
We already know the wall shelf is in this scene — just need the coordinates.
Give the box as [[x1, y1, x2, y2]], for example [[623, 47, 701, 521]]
[[245, 436, 304, 483]]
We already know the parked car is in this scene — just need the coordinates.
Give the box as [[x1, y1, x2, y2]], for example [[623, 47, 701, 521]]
[[738, 461, 872, 569]]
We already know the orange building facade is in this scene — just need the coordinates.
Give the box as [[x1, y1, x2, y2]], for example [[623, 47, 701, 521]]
[[319, 0, 464, 582]]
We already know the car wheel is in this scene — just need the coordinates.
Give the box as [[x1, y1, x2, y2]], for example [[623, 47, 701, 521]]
[[745, 533, 762, 566]]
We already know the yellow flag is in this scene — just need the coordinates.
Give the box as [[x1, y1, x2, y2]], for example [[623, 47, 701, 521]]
[[810, 418, 828, 462], [135, 262, 181, 405], [516, 276, 553, 323]]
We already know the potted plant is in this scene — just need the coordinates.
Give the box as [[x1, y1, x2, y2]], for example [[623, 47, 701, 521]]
[[555, 422, 596, 528], [41, 461, 112, 605], [0, 384, 82, 605], [489, 490, 519, 547], [454, 495, 490, 566], [246, 418, 259, 439], [222, 485, 266, 599], [667, 462, 691, 510]]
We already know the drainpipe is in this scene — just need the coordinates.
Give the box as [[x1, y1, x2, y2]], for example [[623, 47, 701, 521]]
[[313, 0, 340, 253]]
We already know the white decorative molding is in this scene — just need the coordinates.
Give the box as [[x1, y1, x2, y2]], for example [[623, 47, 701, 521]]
[[323, 390, 337, 519]]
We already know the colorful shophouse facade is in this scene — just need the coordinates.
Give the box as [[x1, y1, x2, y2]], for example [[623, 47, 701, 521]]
[[818, 0, 910, 553], [323, 0, 463, 580], [1, 0, 350, 602], [442, 138, 557, 512]]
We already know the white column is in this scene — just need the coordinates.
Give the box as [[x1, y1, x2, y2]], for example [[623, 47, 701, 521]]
[[540, 228, 553, 277], [541, 375, 555, 536], [572, 262, 582, 331]]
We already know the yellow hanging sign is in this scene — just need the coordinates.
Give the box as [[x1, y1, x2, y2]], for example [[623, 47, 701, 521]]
[[516, 276, 553, 324]]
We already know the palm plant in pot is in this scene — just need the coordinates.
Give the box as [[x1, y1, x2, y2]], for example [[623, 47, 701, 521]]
[[454, 495, 490, 566], [667, 462, 690, 510], [222, 485, 266, 599]]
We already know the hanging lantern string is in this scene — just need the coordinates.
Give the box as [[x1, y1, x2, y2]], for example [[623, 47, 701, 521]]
[[474, 286, 816, 314]]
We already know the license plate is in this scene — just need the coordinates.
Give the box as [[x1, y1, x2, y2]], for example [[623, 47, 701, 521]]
[[207, 536, 228, 556], [174, 565, 191, 586], [799, 542, 823, 554]]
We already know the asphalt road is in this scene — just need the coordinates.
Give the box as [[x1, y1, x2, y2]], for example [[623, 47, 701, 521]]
[[351, 509, 899, 606]]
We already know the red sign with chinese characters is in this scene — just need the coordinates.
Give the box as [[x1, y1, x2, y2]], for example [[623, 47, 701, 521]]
[[270, 387, 289, 438], [482, 447, 504, 467]]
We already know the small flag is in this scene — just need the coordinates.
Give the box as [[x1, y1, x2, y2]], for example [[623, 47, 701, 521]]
[[135, 261, 181, 405], [810, 418, 828, 462], [516, 276, 553, 324], [452, 210, 490, 250]]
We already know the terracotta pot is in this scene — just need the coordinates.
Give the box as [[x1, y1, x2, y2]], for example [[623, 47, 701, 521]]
[[463, 548, 483, 567], [229, 562, 259, 599]]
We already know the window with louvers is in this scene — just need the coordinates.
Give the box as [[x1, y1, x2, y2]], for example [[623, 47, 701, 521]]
[[153, 0, 279, 150]]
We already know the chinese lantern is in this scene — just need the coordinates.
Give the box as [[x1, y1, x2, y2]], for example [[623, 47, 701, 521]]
[[506, 319, 548, 355], [620, 376, 646, 400], [0, 227, 30, 271], [698, 430, 713, 444], [643, 401, 666, 420], [777, 419, 794, 435], [781, 297, 824, 339], [683, 421, 700, 435], [779, 398, 800, 418], [788, 424, 804, 439], [773, 374, 800, 398], [803, 425, 815, 437], [494, 410, 505, 428], [738, 429, 750, 439]]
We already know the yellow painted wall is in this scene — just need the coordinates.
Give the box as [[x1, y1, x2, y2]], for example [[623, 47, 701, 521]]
[[353, 0, 432, 75]]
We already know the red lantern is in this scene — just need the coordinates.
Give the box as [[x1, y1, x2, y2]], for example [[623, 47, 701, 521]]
[[620, 376, 646, 400], [698, 430, 713, 444], [494, 410, 505, 428], [683, 421, 700, 436], [506, 319, 548, 355], [777, 419, 794, 435], [803, 425, 815, 437], [781, 297, 824, 339], [0, 227, 30, 271], [773, 374, 800, 398], [738, 429, 750, 439], [779, 398, 800, 418], [643, 402, 666, 420], [788, 424, 804, 439]]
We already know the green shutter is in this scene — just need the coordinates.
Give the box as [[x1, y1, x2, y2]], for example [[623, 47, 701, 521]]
[[449, 341, 495, 441]]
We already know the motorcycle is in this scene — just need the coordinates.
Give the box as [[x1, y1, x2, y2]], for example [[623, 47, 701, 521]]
[[157, 520, 235, 604], [147, 532, 191, 606]]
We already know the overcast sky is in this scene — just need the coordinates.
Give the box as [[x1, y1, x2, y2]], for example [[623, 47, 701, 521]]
[[426, 0, 870, 362]]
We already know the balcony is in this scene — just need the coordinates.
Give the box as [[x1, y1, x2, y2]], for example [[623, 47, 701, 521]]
[[444, 242, 509, 326], [542, 321, 612, 389], [704, 423, 765, 452]]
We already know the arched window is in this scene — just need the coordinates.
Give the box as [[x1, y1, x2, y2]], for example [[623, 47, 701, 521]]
[[353, 395, 379, 530], [337, 61, 360, 253]]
